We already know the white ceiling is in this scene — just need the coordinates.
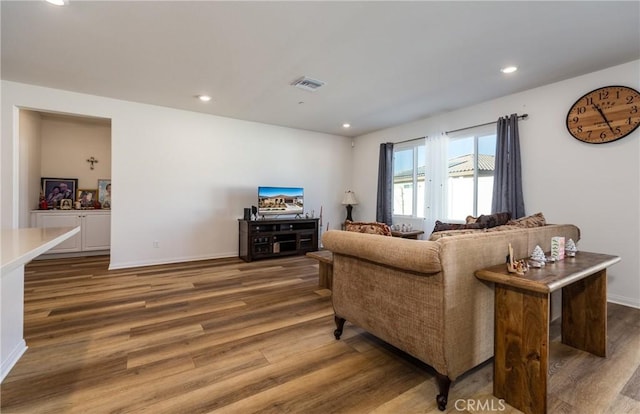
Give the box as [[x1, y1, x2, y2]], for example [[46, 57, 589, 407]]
[[2, 1, 639, 137]]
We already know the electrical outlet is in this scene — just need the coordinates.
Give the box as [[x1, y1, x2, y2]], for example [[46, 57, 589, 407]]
[[153, 241, 159, 248]]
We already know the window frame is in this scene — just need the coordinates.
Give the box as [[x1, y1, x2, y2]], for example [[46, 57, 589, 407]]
[[392, 138, 425, 219], [446, 132, 496, 220]]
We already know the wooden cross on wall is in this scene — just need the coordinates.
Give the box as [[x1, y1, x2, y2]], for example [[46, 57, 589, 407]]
[[86, 156, 99, 170]]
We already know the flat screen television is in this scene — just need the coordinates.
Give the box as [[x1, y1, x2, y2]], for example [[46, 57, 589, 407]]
[[258, 186, 304, 216]]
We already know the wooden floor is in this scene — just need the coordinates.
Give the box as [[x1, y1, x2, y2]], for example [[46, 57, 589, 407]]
[[1, 255, 639, 413]]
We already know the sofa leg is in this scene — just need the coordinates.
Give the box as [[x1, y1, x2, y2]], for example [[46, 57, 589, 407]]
[[435, 373, 451, 411], [334, 316, 346, 339]]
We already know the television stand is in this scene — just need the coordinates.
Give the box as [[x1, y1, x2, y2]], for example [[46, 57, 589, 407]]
[[238, 218, 319, 262]]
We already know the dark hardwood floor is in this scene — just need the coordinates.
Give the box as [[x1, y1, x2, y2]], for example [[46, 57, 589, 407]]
[[1, 255, 639, 413]]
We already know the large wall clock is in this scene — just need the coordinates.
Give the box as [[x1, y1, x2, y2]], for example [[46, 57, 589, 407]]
[[566, 85, 640, 144]]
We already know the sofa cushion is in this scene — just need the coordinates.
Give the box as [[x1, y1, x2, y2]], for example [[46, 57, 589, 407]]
[[345, 220, 392, 236], [429, 228, 485, 241]]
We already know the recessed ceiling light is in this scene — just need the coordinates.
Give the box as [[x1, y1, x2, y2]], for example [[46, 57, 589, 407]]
[[197, 95, 212, 102], [500, 66, 518, 74], [342, 123, 351, 128], [45, 0, 66, 5]]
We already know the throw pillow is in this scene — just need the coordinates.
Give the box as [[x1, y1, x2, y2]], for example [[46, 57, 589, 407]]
[[466, 215, 478, 224], [345, 221, 392, 236], [476, 212, 511, 228], [432, 220, 484, 233], [507, 212, 547, 228]]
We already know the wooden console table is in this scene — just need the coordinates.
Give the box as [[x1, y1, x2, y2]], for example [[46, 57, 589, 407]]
[[306, 250, 333, 290], [475, 251, 620, 414]]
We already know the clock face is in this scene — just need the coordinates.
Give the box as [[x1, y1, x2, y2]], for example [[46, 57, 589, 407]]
[[566, 85, 640, 144]]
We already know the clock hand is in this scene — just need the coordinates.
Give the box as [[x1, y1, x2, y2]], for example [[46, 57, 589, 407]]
[[593, 104, 616, 135]]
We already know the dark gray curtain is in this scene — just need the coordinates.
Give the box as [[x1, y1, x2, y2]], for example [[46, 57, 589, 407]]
[[376, 142, 394, 224], [491, 114, 525, 218]]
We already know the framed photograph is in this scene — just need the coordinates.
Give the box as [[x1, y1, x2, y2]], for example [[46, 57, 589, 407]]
[[97, 179, 111, 209], [41, 177, 78, 208], [60, 199, 73, 210], [77, 189, 98, 208]]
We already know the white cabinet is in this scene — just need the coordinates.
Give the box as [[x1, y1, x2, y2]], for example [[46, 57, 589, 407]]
[[80, 212, 111, 251], [30, 210, 110, 254]]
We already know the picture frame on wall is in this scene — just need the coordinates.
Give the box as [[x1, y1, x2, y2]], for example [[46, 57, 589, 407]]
[[41, 177, 78, 209], [97, 179, 111, 209], [77, 189, 98, 208]]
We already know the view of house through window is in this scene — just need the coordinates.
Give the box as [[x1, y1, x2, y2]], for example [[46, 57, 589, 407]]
[[392, 141, 425, 217], [447, 134, 496, 220], [392, 133, 496, 221]]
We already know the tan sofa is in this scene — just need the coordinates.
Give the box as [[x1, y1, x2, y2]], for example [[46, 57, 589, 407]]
[[321, 223, 580, 410]]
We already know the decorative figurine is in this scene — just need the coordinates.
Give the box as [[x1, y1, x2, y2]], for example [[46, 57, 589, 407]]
[[566, 238, 578, 257], [529, 245, 547, 267], [551, 236, 565, 260], [39, 193, 48, 210], [507, 243, 529, 275]]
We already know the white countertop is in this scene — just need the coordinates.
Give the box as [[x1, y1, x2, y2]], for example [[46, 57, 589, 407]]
[[1, 227, 80, 275], [30, 209, 110, 213]]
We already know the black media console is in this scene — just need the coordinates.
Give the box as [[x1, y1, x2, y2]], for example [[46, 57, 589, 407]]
[[238, 218, 319, 262]]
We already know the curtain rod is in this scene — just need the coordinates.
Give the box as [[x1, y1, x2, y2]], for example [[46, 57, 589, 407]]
[[445, 113, 528, 135], [394, 136, 426, 145]]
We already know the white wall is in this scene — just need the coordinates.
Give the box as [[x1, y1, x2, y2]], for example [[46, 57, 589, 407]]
[[40, 115, 112, 191], [18, 110, 42, 227], [2, 81, 352, 268], [352, 60, 640, 308]]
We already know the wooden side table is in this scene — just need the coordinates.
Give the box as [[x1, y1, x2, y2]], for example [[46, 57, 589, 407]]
[[475, 251, 620, 414], [390, 230, 424, 239], [306, 250, 333, 290]]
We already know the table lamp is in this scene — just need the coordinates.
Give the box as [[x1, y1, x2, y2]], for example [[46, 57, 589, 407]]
[[341, 190, 358, 222]]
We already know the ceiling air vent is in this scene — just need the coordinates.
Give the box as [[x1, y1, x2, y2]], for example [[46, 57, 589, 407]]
[[292, 76, 326, 92]]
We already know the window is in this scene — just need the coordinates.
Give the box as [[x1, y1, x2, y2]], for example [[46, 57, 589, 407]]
[[393, 140, 425, 218], [391, 130, 495, 222], [447, 133, 496, 220]]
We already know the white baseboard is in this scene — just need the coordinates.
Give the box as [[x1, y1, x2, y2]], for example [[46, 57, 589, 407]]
[[32, 250, 110, 260], [608, 294, 640, 309], [1, 340, 27, 383], [108, 252, 238, 270]]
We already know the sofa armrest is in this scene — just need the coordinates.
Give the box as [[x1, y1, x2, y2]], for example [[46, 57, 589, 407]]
[[322, 230, 441, 274]]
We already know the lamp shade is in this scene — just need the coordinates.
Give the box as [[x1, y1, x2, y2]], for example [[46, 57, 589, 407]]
[[341, 190, 358, 205]]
